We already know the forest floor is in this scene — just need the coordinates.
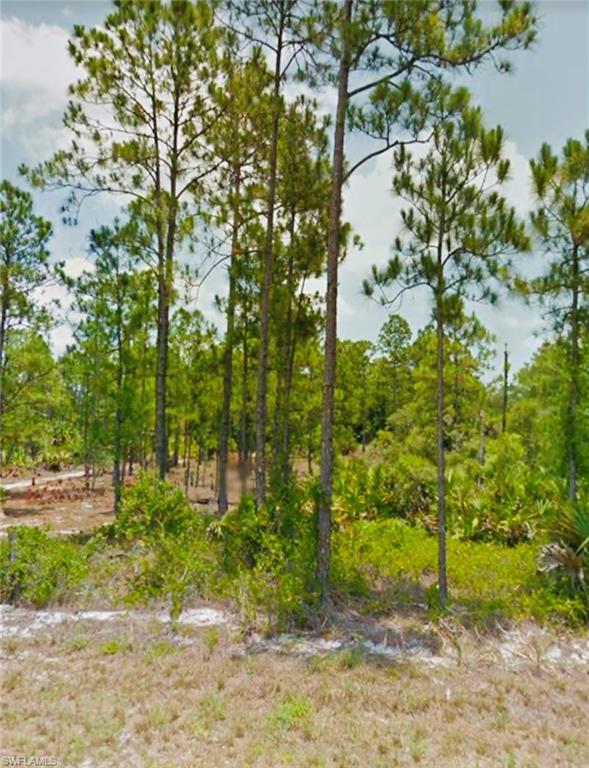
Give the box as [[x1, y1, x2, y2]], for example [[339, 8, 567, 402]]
[[1, 602, 589, 767], [0, 463, 229, 537]]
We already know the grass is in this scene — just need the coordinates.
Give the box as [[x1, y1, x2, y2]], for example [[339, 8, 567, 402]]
[[1, 620, 588, 767], [333, 519, 587, 625]]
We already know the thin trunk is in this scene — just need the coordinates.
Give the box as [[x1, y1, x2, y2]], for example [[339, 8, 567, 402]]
[[154, 76, 180, 479], [271, 209, 296, 490], [317, 0, 353, 600], [568, 244, 580, 503], [219, 175, 241, 516], [502, 344, 509, 434], [140, 308, 149, 470], [240, 303, 250, 497], [113, 269, 124, 516], [436, 288, 448, 607], [477, 409, 486, 468], [0, 274, 8, 478], [184, 429, 191, 494], [113, 400, 123, 514], [83, 370, 91, 492], [255, 14, 284, 507], [154, 256, 170, 477], [172, 419, 180, 467]]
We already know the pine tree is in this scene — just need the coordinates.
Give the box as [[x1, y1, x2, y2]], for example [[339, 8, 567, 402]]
[[528, 133, 589, 502], [25, 0, 223, 479], [0, 181, 55, 476], [366, 94, 530, 605], [315, 0, 537, 600]]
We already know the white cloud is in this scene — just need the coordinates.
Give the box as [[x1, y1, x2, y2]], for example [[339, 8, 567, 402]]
[[0, 17, 77, 158], [1, 17, 74, 102], [502, 140, 534, 218], [62, 256, 94, 279]]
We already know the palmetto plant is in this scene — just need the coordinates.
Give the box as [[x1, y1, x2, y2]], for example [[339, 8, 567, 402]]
[[538, 501, 589, 591]]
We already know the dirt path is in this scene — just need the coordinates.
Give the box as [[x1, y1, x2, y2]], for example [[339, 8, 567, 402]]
[[0, 469, 86, 491]]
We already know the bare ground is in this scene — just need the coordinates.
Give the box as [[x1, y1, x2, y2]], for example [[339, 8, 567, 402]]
[[1, 604, 588, 768], [0, 462, 231, 536]]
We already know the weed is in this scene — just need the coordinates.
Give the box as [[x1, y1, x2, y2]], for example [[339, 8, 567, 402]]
[[268, 695, 313, 731], [98, 637, 132, 656]]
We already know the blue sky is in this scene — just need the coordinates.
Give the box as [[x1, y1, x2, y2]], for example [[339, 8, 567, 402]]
[[1, 1, 588, 375]]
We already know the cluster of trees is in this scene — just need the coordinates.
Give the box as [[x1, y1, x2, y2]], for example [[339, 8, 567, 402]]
[[1, 0, 587, 605]]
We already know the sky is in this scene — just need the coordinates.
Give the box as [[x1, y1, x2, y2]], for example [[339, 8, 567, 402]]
[[1, 0, 588, 376]]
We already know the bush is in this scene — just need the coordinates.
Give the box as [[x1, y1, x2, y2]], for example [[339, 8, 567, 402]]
[[217, 483, 318, 631], [114, 471, 207, 541], [447, 435, 565, 545], [537, 492, 589, 611], [0, 526, 88, 606], [113, 473, 219, 617], [332, 455, 436, 523]]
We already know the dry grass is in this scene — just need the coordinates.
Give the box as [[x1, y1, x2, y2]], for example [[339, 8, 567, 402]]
[[1, 618, 588, 768]]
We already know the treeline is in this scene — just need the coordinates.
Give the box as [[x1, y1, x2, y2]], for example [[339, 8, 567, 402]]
[[1, 1, 587, 604]]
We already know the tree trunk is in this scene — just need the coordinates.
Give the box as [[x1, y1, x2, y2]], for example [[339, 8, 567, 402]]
[[218, 176, 241, 516], [271, 209, 296, 491], [154, 82, 180, 480], [0, 273, 8, 478], [184, 429, 191, 494], [113, 383, 123, 515], [240, 303, 250, 497], [435, 289, 448, 607], [502, 344, 509, 434], [171, 419, 180, 468], [317, 0, 353, 600], [568, 244, 580, 503], [254, 16, 284, 507], [154, 255, 170, 479], [477, 409, 486, 468]]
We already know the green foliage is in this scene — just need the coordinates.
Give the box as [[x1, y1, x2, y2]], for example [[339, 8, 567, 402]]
[[0, 526, 88, 606], [332, 518, 587, 625], [446, 434, 565, 545], [113, 473, 219, 617], [98, 637, 132, 656], [217, 484, 318, 630], [115, 472, 205, 541], [332, 455, 436, 523], [268, 696, 312, 732]]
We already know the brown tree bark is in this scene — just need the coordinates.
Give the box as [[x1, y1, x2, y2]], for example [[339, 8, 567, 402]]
[[254, 12, 285, 507], [435, 283, 448, 607], [568, 243, 580, 503], [317, 0, 353, 600], [218, 175, 241, 516]]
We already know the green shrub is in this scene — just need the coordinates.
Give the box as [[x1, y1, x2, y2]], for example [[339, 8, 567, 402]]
[[332, 455, 436, 523], [332, 518, 587, 625], [113, 473, 220, 617], [114, 471, 207, 541], [218, 483, 318, 630], [0, 526, 88, 606], [268, 696, 313, 731], [447, 435, 565, 545]]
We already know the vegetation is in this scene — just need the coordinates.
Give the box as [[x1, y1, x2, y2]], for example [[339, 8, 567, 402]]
[[0, 0, 587, 637]]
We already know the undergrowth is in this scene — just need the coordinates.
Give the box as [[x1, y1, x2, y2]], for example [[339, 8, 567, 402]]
[[1, 472, 586, 628]]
